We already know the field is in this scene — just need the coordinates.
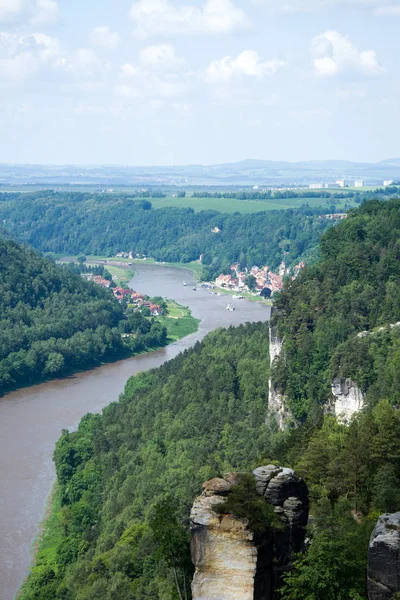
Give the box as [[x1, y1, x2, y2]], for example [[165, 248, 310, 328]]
[[100, 264, 135, 286], [158, 300, 200, 341], [149, 195, 359, 214]]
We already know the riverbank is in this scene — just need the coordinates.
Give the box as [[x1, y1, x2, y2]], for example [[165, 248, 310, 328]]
[[0, 263, 271, 600], [59, 255, 204, 281], [17, 486, 63, 600]]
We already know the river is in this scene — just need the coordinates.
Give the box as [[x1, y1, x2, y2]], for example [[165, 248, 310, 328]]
[[0, 263, 271, 600]]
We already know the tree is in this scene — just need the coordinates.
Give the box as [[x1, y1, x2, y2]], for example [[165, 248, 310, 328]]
[[149, 496, 192, 600], [280, 498, 371, 600], [244, 275, 257, 291], [77, 255, 87, 264], [261, 287, 272, 298]]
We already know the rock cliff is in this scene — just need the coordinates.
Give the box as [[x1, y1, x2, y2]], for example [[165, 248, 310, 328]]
[[368, 512, 400, 599], [331, 378, 364, 424], [190, 466, 308, 600], [268, 324, 292, 431]]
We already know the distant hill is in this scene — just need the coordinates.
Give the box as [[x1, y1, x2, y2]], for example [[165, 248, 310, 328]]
[[1, 159, 400, 186]]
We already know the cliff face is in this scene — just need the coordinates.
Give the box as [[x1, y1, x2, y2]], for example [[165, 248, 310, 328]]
[[368, 512, 400, 599], [190, 466, 308, 600], [331, 378, 364, 424], [268, 325, 292, 431]]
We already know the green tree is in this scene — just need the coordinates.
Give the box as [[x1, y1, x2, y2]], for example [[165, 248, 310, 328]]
[[149, 496, 192, 600], [244, 274, 257, 291]]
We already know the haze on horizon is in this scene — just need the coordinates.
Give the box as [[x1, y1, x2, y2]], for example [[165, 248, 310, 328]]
[[0, 0, 398, 166]]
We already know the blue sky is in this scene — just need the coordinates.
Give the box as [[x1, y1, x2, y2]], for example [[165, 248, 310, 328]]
[[0, 0, 398, 165]]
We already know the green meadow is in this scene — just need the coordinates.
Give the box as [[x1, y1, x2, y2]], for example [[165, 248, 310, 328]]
[[150, 195, 359, 213]]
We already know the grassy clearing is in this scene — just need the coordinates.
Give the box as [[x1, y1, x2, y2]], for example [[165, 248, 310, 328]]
[[159, 300, 200, 341], [97, 263, 135, 287]]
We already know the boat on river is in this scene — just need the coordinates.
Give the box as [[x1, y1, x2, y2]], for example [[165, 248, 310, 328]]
[[226, 303, 235, 311]]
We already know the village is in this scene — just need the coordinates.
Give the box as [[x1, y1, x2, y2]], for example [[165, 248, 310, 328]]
[[84, 253, 305, 303], [214, 260, 305, 295], [82, 272, 164, 316]]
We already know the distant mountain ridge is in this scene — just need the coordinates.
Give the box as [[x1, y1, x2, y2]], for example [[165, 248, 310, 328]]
[[1, 159, 400, 186]]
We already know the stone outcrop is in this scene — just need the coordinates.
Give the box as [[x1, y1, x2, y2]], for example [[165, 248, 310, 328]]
[[268, 323, 292, 431], [368, 512, 400, 599], [331, 378, 364, 424], [190, 466, 308, 600]]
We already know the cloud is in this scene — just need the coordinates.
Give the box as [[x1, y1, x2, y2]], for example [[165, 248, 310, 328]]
[[0, 0, 25, 22], [129, 0, 250, 37], [256, 0, 400, 14], [138, 44, 185, 70], [118, 47, 189, 100], [56, 48, 111, 77], [311, 31, 382, 77], [206, 50, 284, 81], [0, 31, 60, 81], [89, 26, 120, 49], [33, 0, 58, 24], [0, 0, 59, 24]]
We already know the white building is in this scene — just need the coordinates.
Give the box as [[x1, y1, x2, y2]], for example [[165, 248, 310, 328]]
[[336, 179, 345, 187], [354, 180, 364, 188], [384, 180, 394, 186], [325, 183, 341, 189], [309, 183, 323, 189]]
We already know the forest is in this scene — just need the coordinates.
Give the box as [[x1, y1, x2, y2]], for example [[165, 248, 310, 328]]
[[0, 191, 335, 278], [0, 239, 168, 395], [19, 198, 400, 600], [19, 323, 271, 600]]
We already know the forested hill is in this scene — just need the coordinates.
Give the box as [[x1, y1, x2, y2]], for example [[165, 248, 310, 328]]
[[0, 239, 126, 394], [19, 199, 400, 600], [0, 191, 334, 277], [19, 323, 271, 600], [272, 197, 400, 420]]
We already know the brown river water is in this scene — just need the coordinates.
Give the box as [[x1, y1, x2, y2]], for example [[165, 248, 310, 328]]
[[0, 263, 271, 600]]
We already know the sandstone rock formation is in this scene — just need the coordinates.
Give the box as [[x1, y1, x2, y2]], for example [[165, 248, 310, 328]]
[[368, 512, 400, 599], [331, 378, 364, 424], [190, 466, 308, 600], [268, 323, 292, 432]]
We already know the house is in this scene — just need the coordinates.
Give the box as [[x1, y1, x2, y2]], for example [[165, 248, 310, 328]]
[[149, 303, 162, 316], [131, 291, 146, 302], [113, 287, 131, 300], [93, 275, 111, 288], [215, 274, 233, 287]]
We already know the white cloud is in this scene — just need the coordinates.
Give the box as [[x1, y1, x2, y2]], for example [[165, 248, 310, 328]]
[[0, 0, 25, 22], [257, 0, 400, 14], [311, 31, 382, 77], [32, 0, 58, 24], [56, 48, 110, 77], [118, 49, 189, 100], [206, 50, 284, 81], [0, 0, 59, 24], [138, 44, 185, 70], [129, 0, 250, 38], [0, 31, 60, 81], [89, 26, 120, 49]]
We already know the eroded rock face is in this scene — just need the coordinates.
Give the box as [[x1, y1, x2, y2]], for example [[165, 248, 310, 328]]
[[268, 325, 292, 432], [368, 512, 400, 599], [331, 378, 364, 424], [190, 467, 308, 600]]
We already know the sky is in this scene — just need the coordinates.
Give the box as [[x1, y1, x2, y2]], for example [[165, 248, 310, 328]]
[[0, 0, 399, 165]]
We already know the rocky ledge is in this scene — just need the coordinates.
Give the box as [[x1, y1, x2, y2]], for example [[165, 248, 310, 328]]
[[190, 465, 309, 600], [368, 512, 400, 599]]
